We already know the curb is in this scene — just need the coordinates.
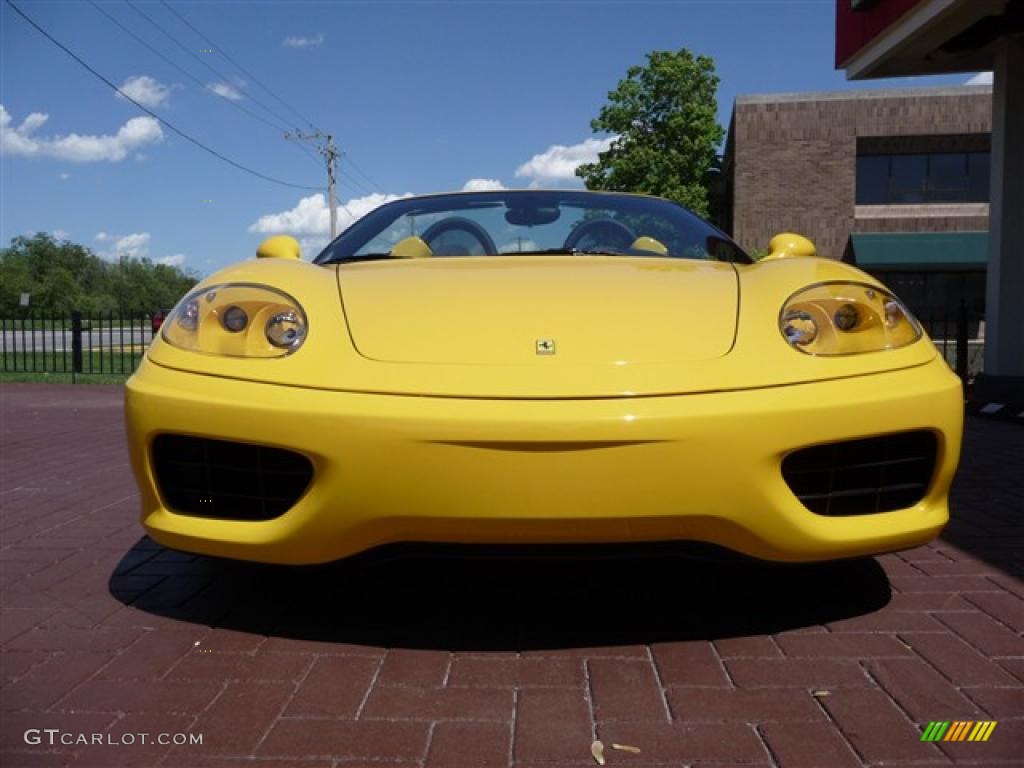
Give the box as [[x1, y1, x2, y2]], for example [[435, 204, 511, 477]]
[[966, 400, 1024, 422]]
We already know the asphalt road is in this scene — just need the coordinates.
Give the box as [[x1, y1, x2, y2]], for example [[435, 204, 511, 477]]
[[0, 326, 153, 353]]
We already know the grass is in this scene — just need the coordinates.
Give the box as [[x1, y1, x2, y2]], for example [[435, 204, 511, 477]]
[[0, 371, 130, 385], [1, 349, 142, 383]]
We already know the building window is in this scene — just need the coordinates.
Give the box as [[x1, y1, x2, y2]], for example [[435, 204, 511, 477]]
[[856, 152, 990, 205]]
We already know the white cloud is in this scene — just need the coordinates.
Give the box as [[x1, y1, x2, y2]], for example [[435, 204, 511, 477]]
[[1, 105, 163, 163], [0, 109, 45, 155], [249, 191, 412, 238], [965, 72, 993, 85], [58, 172, 70, 181], [462, 178, 505, 192], [93, 231, 185, 266], [51, 229, 70, 241], [207, 82, 243, 101], [156, 253, 186, 267], [499, 238, 539, 254], [110, 232, 151, 259], [116, 75, 170, 108], [298, 236, 330, 254], [282, 33, 325, 48], [514, 137, 615, 186]]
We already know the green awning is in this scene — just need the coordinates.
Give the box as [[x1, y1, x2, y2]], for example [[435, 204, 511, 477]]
[[851, 232, 988, 270]]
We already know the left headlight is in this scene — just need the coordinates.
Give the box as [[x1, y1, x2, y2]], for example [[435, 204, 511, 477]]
[[779, 282, 921, 356], [161, 283, 308, 357]]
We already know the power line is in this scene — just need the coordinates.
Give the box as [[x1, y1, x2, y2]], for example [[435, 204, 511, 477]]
[[160, 0, 320, 132], [86, 0, 322, 170], [125, 0, 302, 134], [87, 0, 286, 134], [343, 153, 384, 194], [155, 1, 385, 202], [335, 155, 376, 196], [4, 0, 323, 192], [335, 166, 374, 197], [293, 140, 325, 168]]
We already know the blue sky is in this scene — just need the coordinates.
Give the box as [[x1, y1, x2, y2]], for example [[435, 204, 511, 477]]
[[1, 0, 983, 275]]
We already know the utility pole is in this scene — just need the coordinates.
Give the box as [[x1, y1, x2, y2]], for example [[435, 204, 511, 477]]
[[325, 134, 338, 239], [285, 131, 340, 238]]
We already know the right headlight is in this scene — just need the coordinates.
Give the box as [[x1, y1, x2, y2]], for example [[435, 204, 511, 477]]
[[779, 282, 922, 356], [161, 283, 308, 358]]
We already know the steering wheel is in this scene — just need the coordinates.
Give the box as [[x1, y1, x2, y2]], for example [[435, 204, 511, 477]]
[[420, 217, 497, 256], [563, 218, 637, 252]]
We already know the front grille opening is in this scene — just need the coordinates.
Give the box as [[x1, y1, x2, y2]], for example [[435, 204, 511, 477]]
[[152, 434, 313, 521], [782, 431, 937, 517]]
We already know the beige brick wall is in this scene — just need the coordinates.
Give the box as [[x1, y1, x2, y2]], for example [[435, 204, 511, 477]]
[[729, 86, 992, 259]]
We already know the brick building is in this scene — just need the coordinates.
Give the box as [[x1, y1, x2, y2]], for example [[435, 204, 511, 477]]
[[723, 84, 992, 317], [833, 0, 1022, 401]]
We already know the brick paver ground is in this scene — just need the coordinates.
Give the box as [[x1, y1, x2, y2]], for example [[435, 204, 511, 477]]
[[0, 383, 1021, 767]]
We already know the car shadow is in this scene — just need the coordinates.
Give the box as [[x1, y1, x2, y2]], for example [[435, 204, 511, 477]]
[[109, 540, 891, 651], [940, 416, 1024, 578]]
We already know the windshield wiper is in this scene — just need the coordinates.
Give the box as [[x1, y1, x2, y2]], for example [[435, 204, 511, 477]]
[[324, 253, 395, 265], [325, 247, 670, 264], [512, 247, 667, 258], [505, 247, 616, 256]]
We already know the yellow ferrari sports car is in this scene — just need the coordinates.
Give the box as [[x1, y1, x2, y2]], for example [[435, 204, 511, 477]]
[[125, 190, 962, 564]]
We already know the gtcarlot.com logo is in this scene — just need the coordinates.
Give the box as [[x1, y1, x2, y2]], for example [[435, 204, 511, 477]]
[[921, 721, 997, 743], [24, 729, 203, 747]]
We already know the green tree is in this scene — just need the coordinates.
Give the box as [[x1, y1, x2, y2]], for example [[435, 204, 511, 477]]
[[0, 233, 197, 315], [576, 49, 725, 218]]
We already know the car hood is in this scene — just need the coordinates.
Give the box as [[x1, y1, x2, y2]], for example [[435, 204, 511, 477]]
[[336, 256, 738, 366], [147, 256, 939, 399]]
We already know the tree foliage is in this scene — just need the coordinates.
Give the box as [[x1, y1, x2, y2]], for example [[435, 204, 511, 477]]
[[0, 233, 197, 315], [576, 49, 725, 217]]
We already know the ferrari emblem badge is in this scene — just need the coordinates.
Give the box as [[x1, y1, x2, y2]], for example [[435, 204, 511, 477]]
[[536, 338, 556, 355]]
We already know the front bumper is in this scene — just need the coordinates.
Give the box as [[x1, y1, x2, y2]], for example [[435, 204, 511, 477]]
[[125, 357, 962, 564]]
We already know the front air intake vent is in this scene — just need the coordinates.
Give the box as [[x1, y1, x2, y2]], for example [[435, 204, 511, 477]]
[[782, 431, 937, 516], [152, 434, 313, 521]]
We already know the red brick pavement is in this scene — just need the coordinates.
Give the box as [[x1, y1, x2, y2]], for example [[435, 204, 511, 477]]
[[0, 383, 1021, 767]]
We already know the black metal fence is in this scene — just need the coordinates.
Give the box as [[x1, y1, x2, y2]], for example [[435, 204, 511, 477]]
[[0, 304, 986, 383], [1, 310, 156, 379], [919, 301, 985, 384]]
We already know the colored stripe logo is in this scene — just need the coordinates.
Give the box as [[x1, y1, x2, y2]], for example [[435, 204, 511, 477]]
[[921, 721, 997, 742]]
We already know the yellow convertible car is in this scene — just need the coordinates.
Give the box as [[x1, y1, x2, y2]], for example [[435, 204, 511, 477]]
[[125, 190, 962, 564]]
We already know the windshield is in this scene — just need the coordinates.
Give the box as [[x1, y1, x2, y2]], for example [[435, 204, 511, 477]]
[[315, 191, 750, 264]]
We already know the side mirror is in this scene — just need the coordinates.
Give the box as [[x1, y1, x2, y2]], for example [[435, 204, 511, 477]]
[[256, 235, 301, 260], [762, 232, 816, 261]]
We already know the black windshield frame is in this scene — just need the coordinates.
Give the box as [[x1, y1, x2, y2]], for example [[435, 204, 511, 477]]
[[313, 190, 752, 265]]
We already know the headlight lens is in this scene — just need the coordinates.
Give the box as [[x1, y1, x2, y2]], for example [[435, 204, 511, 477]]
[[781, 309, 818, 346], [177, 298, 199, 331], [833, 303, 859, 331], [162, 283, 307, 357], [265, 310, 305, 349], [779, 282, 921, 356], [221, 305, 249, 333]]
